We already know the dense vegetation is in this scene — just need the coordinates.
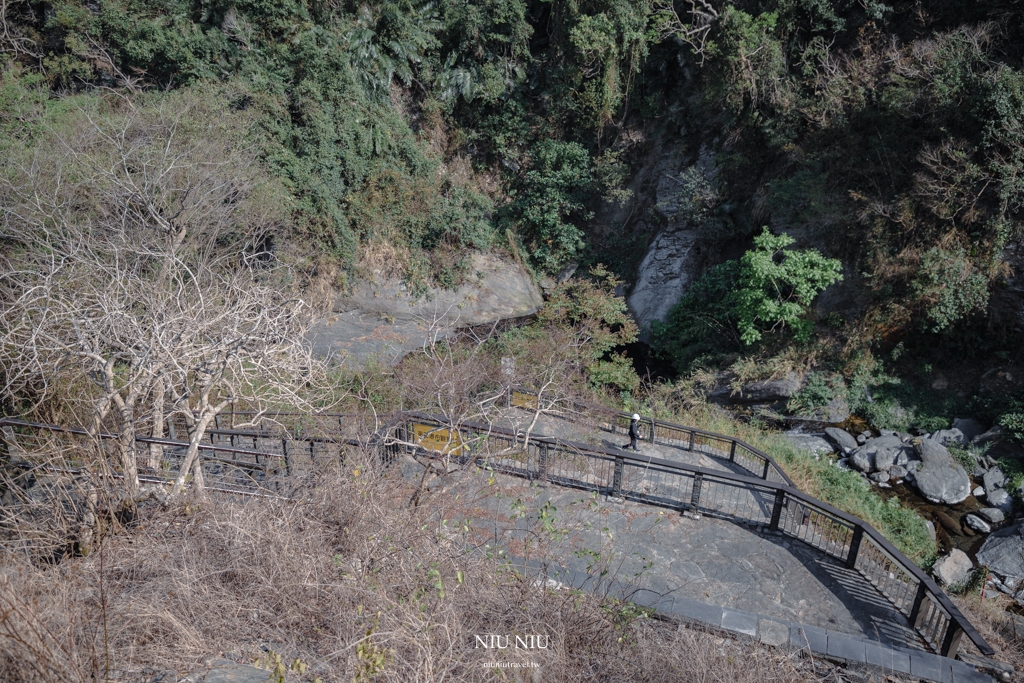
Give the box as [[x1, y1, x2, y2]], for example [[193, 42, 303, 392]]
[[3, 0, 1024, 406]]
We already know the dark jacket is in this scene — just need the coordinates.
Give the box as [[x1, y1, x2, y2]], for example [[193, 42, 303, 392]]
[[628, 420, 641, 439]]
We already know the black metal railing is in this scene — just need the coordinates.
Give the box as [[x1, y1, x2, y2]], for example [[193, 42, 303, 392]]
[[387, 412, 990, 659], [0, 408, 991, 659], [505, 387, 795, 487], [0, 418, 355, 498]]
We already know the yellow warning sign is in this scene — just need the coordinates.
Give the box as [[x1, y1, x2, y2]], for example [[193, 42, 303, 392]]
[[510, 390, 538, 409], [412, 423, 466, 455]]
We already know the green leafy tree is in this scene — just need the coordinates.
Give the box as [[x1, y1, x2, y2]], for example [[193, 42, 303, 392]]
[[653, 228, 842, 370], [502, 140, 595, 272]]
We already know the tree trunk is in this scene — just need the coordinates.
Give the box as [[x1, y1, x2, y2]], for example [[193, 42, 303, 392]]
[[149, 376, 165, 469], [170, 413, 214, 496]]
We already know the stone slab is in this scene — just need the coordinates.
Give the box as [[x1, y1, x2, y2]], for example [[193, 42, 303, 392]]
[[671, 598, 724, 628], [791, 624, 828, 653], [721, 608, 758, 636], [757, 618, 791, 647], [949, 659, 995, 683], [863, 643, 914, 674], [826, 632, 867, 662], [911, 651, 951, 683], [200, 659, 272, 683]]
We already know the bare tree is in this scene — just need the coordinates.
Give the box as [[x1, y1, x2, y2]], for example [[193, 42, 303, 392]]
[[0, 90, 338, 505], [654, 0, 720, 65]]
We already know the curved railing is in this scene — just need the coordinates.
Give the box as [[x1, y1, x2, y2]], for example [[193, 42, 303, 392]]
[[0, 411, 992, 659], [506, 389, 796, 488], [383, 411, 992, 659]]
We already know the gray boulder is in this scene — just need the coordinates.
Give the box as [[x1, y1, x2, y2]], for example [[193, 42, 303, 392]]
[[913, 440, 971, 504], [874, 448, 897, 472], [932, 549, 974, 586], [983, 467, 1006, 492], [972, 425, 1004, 446], [308, 252, 543, 367], [976, 523, 1024, 582], [987, 488, 1014, 513], [867, 434, 904, 451], [973, 486, 985, 497], [965, 514, 992, 534], [835, 458, 852, 471], [849, 446, 876, 473], [870, 471, 891, 484], [978, 508, 1005, 524], [917, 438, 955, 466], [856, 431, 870, 445], [895, 447, 911, 467], [890, 465, 908, 480], [825, 427, 859, 452], [932, 428, 966, 446], [953, 418, 986, 443], [784, 434, 835, 457]]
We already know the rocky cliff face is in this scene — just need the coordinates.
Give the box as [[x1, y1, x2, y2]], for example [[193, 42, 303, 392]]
[[627, 144, 720, 339], [307, 252, 543, 366]]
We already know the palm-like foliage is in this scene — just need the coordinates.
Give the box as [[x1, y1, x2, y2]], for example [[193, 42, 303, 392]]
[[346, 1, 442, 99]]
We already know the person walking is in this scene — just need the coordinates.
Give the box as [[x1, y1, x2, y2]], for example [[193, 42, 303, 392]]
[[626, 413, 642, 452]]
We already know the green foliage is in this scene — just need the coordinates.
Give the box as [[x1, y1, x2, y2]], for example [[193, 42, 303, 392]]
[[533, 266, 639, 391], [731, 229, 843, 344], [653, 228, 841, 371], [346, 0, 442, 100], [912, 246, 990, 332], [503, 140, 596, 272], [786, 371, 842, 415]]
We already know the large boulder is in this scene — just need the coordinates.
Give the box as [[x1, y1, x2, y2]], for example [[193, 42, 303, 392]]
[[952, 418, 986, 443], [825, 427, 859, 452], [931, 428, 966, 446], [976, 523, 1024, 582], [983, 467, 1006, 493], [874, 448, 897, 472], [986, 488, 1014, 513], [932, 549, 974, 586], [706, 373, 803, 404], [866, 434, 905, 451], [784, 434, 834, 457], [977, 507, 1005, 524], [849, 446, 876, 473], [308, 252, 543, 367], [913, 439, 970, 504]]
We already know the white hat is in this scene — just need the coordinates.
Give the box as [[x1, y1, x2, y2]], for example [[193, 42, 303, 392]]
[[632, 413, 640, 420]]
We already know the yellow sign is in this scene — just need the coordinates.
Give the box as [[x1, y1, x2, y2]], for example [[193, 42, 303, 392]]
[[510, 390, 538, 409], [412, 423, 466, 455]]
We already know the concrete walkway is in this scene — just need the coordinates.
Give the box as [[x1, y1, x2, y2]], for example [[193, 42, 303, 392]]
[[403, 408, 930, 653]]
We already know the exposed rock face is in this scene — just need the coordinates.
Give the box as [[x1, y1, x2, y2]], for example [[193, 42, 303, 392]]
[[912, 439, 971, 504], [628, 227, 701, 337], [708, 373, 803, 405], [931, 428, 966, 446], [307, 252, 543, 366], [628, 146, 718, 338], [932, 549, 974, 586], [976, 523, 1024, 581]]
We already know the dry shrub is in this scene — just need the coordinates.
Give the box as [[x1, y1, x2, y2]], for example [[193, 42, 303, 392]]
[[357, 239, 412, 281], [952, 594, 1024, 676], [0, 452, 827, 683]]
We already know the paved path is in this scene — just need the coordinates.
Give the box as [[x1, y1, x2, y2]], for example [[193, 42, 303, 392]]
[[401, 408, 926, 652]]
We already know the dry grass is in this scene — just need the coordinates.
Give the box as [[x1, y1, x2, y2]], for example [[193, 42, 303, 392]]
[[952, 594, 1024, 678], [0, 451, 838, 683]]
